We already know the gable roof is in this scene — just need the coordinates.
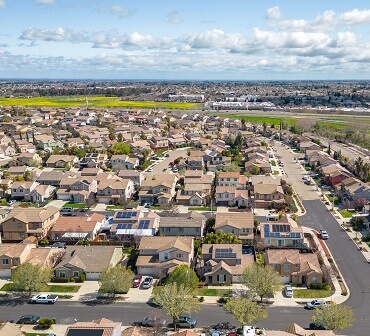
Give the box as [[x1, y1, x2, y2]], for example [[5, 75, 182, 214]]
[[5, 206, 59, 224], [139, 236, 193, 253], [215, 212, 254, 229]]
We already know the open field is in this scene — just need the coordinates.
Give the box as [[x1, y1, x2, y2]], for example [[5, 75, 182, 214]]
[[0, 96, 202, 109]]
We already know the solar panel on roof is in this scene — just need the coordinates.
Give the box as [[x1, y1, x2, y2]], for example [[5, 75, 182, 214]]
[[116, 212, 123, 218], [138, 220, 150, 229]]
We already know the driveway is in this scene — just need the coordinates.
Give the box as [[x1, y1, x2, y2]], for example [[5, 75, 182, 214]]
[[125, 286, 153, 303], [46, 200, 67, 209]]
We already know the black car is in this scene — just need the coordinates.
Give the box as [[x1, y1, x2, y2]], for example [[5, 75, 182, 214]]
[[309, 322, 327, 330], [175, 316, 197, 328], [17, 315, 41, 324]]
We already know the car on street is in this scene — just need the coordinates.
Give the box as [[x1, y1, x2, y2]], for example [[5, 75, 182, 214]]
[[140, 317, 167, 327], [174, 316, 197, 328], [29, 293, 58, 304], [7, 200, 16, 206], [16, 315, 41, 324], [284, 284, 293, 298], [147, 167, 153, 172], [319, 230, 329, 240], [142, 276, 153, 289], [132, 275, 142, 288], [304, 180, 311, 185], [165, 153, 170, 157], [305, 299, 327, 309]]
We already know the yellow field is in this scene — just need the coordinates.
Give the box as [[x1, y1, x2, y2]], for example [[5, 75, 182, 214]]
[[0, 96, 202, 109]]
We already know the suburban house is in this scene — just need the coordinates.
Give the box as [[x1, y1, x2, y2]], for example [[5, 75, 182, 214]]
[[186, 156, 204, 170], [7, 166, 28, 177], [218, 172, 247, 189], [46, 155, 79, 168], [158, 212, 205, 237], [109, 210, 160, 241], [10, 181, 40, 200], [2, 206, 60, 241], [149, 136, 169, 150], [49, 213, 107, 241], [54, 245, 122, 280], [0, 240, 62, 278], [244, 158, 272, 174], [265, 249, 323, 286], [65, 318, 122, 336], [27, 184, 56, 203], [260, 218, 305, 249], [13, 152, 42, 166], [215, 186, 250, 207], [253, 183, 285, 209], [136, 236, 194, 276], [299, 141, 321, 152], [0, 321, 26, 336], [118, 170, 144, 187], [215, 212, 254, 245], [201, 243, 254, 285], [36, 170, 78, 187], [335, 177, 370, 204], [57, 177, 97, 202], [110, 155, 139, 170], [79, 153, 108, 168], [177, 173, 213, 206], [35, 135, 63, 150], [139, 174, 178, 205], [96, 178, 135, 204]]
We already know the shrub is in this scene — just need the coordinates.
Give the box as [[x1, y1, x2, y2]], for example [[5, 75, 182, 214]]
[[51, 277, 69, 283], [79, 273, 86, 282], [317, 255, 324, 266], [362, 234, 370, 242], [217, 297, 228, 304], [38, 318, 55, 329], [198, 296, 205, 302], [323, 283, 331, 291], [341, 290, 348, 296], [328, 258, 333, 263], [70, 277, 76, 282]]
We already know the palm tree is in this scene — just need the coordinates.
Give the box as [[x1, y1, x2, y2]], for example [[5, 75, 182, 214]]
[[355, 157, 364, 179], [362, 162, 370, 182]]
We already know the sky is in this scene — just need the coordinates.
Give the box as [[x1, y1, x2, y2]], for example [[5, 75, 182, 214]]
[[0, 0, 370, 80]]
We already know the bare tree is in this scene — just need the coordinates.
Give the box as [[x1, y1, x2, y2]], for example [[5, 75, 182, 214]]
[[148, 310, 167, 336]]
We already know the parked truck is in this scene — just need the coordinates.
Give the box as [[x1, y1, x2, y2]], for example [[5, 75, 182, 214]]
[[29, 293, 58, 304]]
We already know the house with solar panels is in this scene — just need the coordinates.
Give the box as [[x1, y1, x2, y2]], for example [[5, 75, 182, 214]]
[[260, 217, 306, 249], [201, 244, 254, 285], [109, 210, 160, 241]]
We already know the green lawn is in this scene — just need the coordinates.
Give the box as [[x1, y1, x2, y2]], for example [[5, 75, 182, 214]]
[[196, 288, 231, 296], [1, 283, 80, 293], [339, 210, 357, 218], [327, 195, 339, 205], [18, 202, 40, 208], [273, 170, 279, 175], [155, 149, 168, 157], [106, 205, 125, 210], [293, 289, 333, 298], [188, 206, 217, 211], [63, 202, 86, 209], [271, 160, 276, 166]]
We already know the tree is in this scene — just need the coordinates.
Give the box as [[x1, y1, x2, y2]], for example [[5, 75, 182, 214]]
[[240, 264, 281, 302], [166, 265, 199, 291], [203, 230, 242, 244], [354, 198, 368, 210], [99, 266, 134, 297], [224, 297, 267, 326], [112, 142, 131, 155], [153, 283, 200, 330], [310, 304, 355, 331], [350, 216, 366, 231], [85, 197, 95, 210], [10, 263, 53, 296]]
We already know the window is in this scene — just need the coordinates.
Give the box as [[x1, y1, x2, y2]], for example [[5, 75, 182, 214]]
[[19, 233, 24, 239], [283, 264, 291, 272], [13, 258, 19, 265], [2, 258, 9, 265], [295, 264, 300, 269], [59, 272, 66, 278], [8, 232, 12, 238], [176, 253, 184, 259], [164, 253, 168, 260], [18, 224, 22, 228], [179, 227, 184, 233], [271, 264, 277, 270], [312, 276, 318, 283], [73, 271, 79, 277]]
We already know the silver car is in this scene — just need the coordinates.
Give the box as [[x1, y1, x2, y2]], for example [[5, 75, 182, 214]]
[[306, 299, 327, 309], [284, 284, 293, 298]]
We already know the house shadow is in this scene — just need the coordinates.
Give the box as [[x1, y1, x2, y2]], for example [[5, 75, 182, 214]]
[[79, 292, 116, 306], [0, 295, 29, 306]]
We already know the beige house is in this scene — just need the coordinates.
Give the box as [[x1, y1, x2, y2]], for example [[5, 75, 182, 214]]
[[215, 212, 254, 244], [158, 213, 205, 237], [57, 177, 97, 202], [2, 206, 60, 241], [96, 178, 135, 204], [136, 236, 194, 276], [218, 172, 247, 189], [202, 244, 254, 285], [46, 155, 79, 168], [139, 174, 177, 205], [54, 246, 122, 280], [253, 183, 285, 209], [15, 152, 42, 166], [265, 249, 323, 286], [10, 181, 40, 200], [0, 321, 27, 336]]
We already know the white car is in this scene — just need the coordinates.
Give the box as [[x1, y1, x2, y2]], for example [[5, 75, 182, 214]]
[[319, 230, 329, 240], [147, 167, 153, 172], [306, 299, 327, 309], [7, 200, 16, 206], [284, 284, 293, 298]]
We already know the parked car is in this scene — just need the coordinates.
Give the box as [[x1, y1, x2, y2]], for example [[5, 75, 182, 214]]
[[174, 316, 197, 328], [16, 315, 41, 324], [284, 284, 293, 298], [306, 299, 327, 309], [165, 153, 170, 157], [62, 212, 77, 216], [140, 317, 167, 327], [144, 203, 152, 208], [304, 180, 311, 185], [29, 293, 58, 304], [147, 167, 153, 172], [319, 230, 329, 240], [309, 322, 327, 330], [6, 200, 16, 206], [142, 276, 153, 289], [132, 275, 142, 288]]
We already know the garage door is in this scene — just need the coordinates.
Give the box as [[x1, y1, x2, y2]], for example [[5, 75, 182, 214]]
[[0, 269, 11, 279], [281, 275, 291, 284], [85, 272, 100, 280]]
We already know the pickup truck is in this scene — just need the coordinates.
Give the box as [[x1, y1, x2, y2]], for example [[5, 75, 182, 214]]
[[29, 293, 58, 304]]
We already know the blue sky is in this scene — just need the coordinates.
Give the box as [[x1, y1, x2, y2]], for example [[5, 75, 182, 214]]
[[0, 0, 370, 79]]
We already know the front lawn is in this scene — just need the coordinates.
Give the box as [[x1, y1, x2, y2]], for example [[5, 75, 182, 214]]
[[293, 289, 333, 298], [18, 202, 41, 208], [188, 206, 217, 211], [155, 149, 168, 157], [273, 170, 279, 175], [106, 205, 125, 210], [63, 202, 86, 209], [339, 210, 357, 218], [196, 288, 231, 296], [326, 195, 339, 205], [1, 283, 80, 293]]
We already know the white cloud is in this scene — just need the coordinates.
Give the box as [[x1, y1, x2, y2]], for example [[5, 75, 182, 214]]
[[0, 0, 6, 8], [165, 10, 183, 24], [337, 9, 370, 25], [97, 5, 133, 18], [266, 6, 281, 20], [35, 0, 55, 4], [184, 29, 246, 49]]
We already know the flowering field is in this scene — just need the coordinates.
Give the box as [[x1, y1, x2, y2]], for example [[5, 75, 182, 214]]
[[0, 96, 202, 109]]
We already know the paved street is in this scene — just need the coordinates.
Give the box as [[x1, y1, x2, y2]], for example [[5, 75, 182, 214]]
[[144, 148, 190, 175]]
